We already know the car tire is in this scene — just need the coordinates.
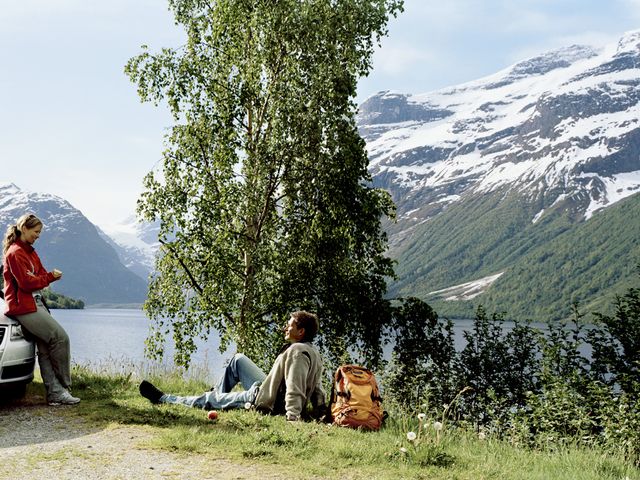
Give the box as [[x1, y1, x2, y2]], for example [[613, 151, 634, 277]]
[[0, 382, 28, 402]]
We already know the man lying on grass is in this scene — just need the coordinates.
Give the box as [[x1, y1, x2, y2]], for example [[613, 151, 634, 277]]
[[139, 311, 326, 422]]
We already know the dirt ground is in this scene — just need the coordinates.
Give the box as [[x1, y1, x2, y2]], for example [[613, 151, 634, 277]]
[[0, 405, 291, 480]]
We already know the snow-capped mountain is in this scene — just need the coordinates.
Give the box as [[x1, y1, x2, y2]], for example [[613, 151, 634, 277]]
[[361, 31, 640, 238], [0, 183, 148, 305], [98, 216, 159, 281], [358, 30, 640, 320]]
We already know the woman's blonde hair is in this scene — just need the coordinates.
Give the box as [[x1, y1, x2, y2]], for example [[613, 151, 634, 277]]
[[3, 213, 43, 254]]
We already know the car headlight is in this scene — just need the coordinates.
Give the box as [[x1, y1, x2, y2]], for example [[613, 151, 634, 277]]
[[10, 324, 25, 340]]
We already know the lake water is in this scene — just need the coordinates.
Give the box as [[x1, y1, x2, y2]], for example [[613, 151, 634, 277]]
[[56, 308, 471, 365], [52, 309, 581, 382], [53, 308, 229, 382]]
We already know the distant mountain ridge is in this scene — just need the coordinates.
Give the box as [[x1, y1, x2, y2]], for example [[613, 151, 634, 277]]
[[0, 183, 148, 305], [3, 31, 640, 316], [358, 30, 640, 320], [98, 216, 159, 282]]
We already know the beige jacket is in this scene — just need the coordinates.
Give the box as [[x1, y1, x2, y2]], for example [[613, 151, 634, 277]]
[[255, 342, 326, 419]]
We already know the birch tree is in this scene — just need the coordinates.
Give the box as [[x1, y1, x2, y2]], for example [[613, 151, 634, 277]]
[[126, 0, 403, 367]]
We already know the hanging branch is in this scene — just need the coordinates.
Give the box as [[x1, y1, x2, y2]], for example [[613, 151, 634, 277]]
[[159, 238, 204, 295]]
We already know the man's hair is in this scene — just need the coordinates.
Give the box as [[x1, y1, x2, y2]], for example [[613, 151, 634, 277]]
[[291, 311, 319, 343]]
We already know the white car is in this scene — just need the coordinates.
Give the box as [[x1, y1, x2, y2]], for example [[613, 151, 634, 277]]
[[0, 298, 36, 398]]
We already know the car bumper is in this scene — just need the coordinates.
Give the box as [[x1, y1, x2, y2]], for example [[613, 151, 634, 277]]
[[0, 325, 36, 385]]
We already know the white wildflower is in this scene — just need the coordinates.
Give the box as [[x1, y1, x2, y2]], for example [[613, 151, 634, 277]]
[[478, 431, 486, 440], [417, 413, 427, 421], [406, 431, 417, 441], [400, 447, 408, 454], [433, 421, 443, 431]]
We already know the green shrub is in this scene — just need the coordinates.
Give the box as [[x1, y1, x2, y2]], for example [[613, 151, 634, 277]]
[[385, 272, 640, 466]]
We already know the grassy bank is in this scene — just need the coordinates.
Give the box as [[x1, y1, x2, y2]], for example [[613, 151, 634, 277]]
[[8, 363, 638, 480]]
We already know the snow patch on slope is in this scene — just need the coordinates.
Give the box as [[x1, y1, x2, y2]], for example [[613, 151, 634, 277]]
[[428, 272, 505, 301], [583, 171, 640, 219]]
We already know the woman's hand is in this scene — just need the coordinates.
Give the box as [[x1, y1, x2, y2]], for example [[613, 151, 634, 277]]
[[52, 269, 63, 279]]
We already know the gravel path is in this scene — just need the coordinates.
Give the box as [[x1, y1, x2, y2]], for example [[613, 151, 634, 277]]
[[0, 405, 290, 480]]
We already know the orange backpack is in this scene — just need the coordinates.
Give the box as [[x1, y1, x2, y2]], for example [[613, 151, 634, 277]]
[[330, 364, 384, 431]]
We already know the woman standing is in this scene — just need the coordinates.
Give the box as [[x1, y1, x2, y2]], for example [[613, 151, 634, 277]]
[[2, 213, 79, 405]]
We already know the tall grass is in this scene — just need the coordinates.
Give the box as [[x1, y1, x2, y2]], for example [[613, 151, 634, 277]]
[[20, 360, 631, 480]]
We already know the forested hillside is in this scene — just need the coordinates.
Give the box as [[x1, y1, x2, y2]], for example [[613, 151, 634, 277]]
[[390, 190, 640, 321]]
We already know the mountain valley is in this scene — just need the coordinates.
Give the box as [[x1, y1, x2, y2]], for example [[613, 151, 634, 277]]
[[359, 30, 640, 320]]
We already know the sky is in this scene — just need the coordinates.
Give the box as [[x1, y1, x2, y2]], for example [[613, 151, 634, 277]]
[[1, 0, 639, 230]]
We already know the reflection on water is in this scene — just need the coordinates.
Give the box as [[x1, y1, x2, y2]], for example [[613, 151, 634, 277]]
[[449, 318, 548, 350], [53, 309, 592, 381], [53, 308, 229, 382]]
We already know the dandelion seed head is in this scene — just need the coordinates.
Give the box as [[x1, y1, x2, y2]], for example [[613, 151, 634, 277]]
[[433, 421, 443, 431], [417, 413, 426, 421], [406, 431, 417, 441]]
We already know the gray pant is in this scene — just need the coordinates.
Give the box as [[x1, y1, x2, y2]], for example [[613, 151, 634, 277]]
[[16, 298, 71, 399]]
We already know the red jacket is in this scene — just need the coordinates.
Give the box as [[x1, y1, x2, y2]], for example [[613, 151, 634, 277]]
[[2, 239, 58, 316]]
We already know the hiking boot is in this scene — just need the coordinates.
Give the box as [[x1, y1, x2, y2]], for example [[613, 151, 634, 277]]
[[139, 380, 165, 404], [48, 390, 81, 406]]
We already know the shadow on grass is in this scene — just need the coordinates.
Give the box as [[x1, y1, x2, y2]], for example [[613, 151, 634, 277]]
[[0, 380, 103, 449], [68, 368, 214, 430], [0, 368, 213, 450]]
